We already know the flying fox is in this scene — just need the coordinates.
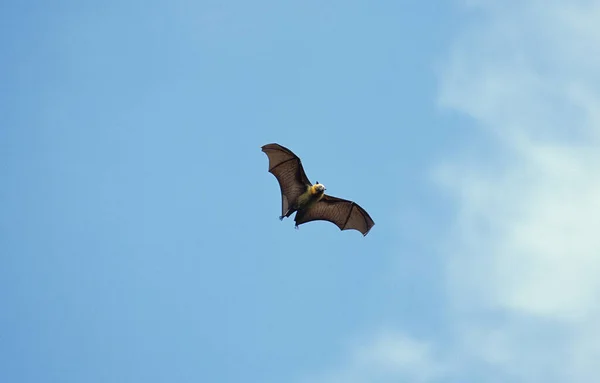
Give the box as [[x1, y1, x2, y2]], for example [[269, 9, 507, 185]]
[[261, 143, 374, 236]]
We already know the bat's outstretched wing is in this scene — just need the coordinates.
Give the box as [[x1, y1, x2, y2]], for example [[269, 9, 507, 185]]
[[261, 143, 312, 216], [295, 195, 375, 236]]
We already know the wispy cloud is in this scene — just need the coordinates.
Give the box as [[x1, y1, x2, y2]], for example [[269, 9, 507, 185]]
[[436, 0, 600, 381], [300, 329, 448, 383], [303, 1, 600, 382]]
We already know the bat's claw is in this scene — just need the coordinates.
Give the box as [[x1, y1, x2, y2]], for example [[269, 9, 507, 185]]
[[294, 224, 299, 230], [279, 215, 284, 221]]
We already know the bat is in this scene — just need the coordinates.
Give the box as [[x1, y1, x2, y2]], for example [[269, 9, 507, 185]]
[[261, 143, 375, 236]]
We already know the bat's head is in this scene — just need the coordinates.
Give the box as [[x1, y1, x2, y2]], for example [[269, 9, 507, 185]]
[[314, 182, 326, 193]]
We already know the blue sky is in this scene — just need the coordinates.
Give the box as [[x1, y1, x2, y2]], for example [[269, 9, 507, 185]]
[[4, 1, 600, 382]]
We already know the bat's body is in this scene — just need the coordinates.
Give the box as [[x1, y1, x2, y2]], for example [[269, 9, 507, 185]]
[[261, 143, 375, 236], [281, 184, 325, 219]]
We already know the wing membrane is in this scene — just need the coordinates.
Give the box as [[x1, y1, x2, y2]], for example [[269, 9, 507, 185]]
[[295, 195, 375, 236], [261, 143, 312, 215]]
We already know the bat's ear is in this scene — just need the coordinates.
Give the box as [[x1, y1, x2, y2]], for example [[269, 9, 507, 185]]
[[316, 181, 319, 184]]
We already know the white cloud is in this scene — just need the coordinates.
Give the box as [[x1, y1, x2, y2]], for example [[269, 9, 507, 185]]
[[300, 330, 448, 383], [303, 1, 600, 382], [434, 0, 600, 381], [438, 0, 600, 318]]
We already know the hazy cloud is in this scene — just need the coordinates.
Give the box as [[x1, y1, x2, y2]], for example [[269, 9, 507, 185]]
[[304, 1, 600, 382], [301, 330, 448, 383], [436, 0, 600, 381]]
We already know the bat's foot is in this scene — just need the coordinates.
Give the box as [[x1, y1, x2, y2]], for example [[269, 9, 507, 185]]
[[294, 224, 299, 230]]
